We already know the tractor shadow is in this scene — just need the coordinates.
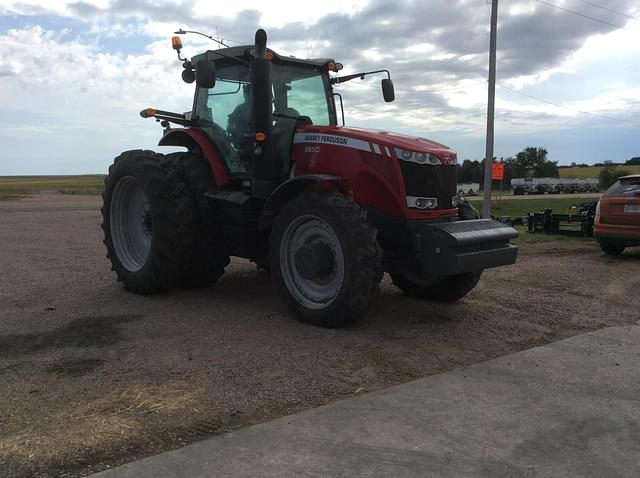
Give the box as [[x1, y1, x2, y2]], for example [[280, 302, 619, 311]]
[[188, 261, 471, 333], [0, 315, 139, 359], [208, 266, 277, 305]]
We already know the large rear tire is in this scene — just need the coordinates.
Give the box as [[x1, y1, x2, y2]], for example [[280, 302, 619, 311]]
[[101, 150, 195, 293], [269, 191, 382, 328], [169, 152, 230, 288], [391, 270, 482, 302]]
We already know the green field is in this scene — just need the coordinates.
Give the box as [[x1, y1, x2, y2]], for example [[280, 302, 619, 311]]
[[0, 175, 105, 200], [559, 165, 640, 179], [510, 224, 592, 245]]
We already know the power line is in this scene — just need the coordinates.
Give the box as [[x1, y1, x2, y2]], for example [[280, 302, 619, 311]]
[[335, 80, 486, 94], [397, 81, 487, 94], [497, 83, 640, 124], [575, 0, 640, 22], [345, 83, 640, 126], [535, 0, 627, 29]]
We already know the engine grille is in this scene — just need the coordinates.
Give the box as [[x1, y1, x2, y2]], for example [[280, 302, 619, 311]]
[[399, 162, 457, 209]]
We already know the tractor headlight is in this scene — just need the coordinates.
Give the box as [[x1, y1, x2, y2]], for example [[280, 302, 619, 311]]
[[415, 152, 428, 164], [395, 148, 440, 165], [407, 196, 437, 209]]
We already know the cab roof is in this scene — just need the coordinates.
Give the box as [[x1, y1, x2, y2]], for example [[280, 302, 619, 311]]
[[192, 46, 335, 69]]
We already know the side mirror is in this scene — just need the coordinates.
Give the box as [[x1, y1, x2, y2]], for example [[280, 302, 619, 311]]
[[182, 68, 195, 84], [195, 60, 216, 89], [381, 78, 395, 102]]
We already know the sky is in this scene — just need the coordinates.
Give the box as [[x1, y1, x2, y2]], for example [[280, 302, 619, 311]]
[[0, 0, 638, 174]]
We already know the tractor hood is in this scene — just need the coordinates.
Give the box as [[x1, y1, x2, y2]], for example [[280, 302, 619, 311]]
[[295, 125, 457, 165]]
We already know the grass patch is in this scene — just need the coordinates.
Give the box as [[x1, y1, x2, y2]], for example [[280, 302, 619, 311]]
[[511, 225, 593, 245], [0, 188, 30, 201], [559, 165, 640, 179], [0, 175, 104, 200], [469, 196, 596, 219]]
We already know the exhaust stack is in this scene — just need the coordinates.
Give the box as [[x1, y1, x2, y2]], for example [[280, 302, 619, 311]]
[[251, 29, 278, 198]]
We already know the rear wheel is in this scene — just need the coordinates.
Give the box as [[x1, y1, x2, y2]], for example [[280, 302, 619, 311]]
[[600, 241, 625, 256], [169, 152, 230, 287], [269, 191, 382, 328], [102, 150, 195, 293], [391, 270, 482, 302]]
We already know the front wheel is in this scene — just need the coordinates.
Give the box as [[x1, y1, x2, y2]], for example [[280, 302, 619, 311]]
[[269, 191, 382, 328], [391, 270, 482, 302], [600, 241, 625, 256]]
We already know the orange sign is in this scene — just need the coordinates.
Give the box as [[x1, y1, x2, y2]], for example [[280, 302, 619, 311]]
[[491, 163, 505, 180]]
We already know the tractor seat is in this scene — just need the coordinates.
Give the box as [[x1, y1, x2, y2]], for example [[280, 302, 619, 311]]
[[273, 108, 312, 173]]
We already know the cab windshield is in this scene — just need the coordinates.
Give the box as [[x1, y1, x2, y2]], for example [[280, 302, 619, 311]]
[[194, 60, 334, 174]]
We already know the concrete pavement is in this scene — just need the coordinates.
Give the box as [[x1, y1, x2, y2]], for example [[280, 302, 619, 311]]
[[93, 324, 640, 478]]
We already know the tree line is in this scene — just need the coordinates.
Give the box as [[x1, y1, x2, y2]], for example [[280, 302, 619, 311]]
[[457, 147, 638, 189], [457, 147, 558, 186]]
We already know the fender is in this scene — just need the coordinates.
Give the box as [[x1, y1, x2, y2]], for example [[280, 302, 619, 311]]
[[258, 174, 345, 230], [159, 128, 230, 187]]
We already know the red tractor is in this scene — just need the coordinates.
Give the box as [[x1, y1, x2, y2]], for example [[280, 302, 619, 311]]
[[102, 29, 518, 327]]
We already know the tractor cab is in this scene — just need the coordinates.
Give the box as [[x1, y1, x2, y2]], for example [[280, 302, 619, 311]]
[[188, 47, 339, 179], [153, 30, 394, 199]]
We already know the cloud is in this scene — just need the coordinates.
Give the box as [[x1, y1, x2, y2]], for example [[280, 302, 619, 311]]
[[0, 24, 193, 173], [2, 0, 637, 89], [0, 0, 639, 173]]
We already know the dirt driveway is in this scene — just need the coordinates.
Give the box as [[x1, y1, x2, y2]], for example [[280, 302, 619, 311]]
[[1, 193, 639, 478]]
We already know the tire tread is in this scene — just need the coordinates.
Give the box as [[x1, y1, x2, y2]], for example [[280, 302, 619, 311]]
[[101, 150, 195, 293], [269, 191, 382, 328]]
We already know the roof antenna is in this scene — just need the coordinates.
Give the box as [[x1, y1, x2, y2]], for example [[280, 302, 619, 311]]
[[174, 28, 230, 48], [214, 26, 225, 47]]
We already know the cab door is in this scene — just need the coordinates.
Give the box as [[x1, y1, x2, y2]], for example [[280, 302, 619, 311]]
[[193, 63, 253, 175]]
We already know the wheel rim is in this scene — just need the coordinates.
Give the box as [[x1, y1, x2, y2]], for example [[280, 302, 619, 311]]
[[280, 214, 345, 310], [110, 176, 152, 272]]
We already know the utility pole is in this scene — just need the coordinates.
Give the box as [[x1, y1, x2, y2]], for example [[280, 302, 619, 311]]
[[482, 0, 498, 219]]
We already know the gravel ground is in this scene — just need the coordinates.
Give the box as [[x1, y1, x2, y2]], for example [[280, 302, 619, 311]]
[[1, 192, 639, 478]]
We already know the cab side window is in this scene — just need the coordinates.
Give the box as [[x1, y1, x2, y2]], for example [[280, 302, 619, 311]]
[[286, 75, 330, 126]]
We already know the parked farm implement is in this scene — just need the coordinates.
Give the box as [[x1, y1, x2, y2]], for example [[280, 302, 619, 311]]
[[526, 201, 597, 237], [511, 177, 599, 195]]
